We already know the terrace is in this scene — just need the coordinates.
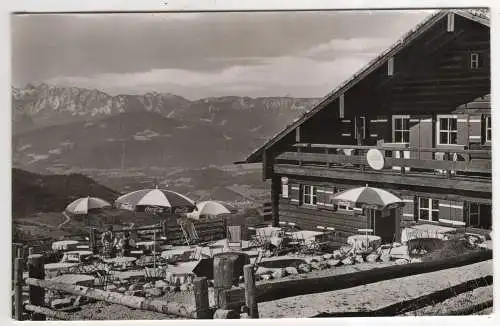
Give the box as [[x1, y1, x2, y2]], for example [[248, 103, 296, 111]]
[[274, 143, 491, 193]]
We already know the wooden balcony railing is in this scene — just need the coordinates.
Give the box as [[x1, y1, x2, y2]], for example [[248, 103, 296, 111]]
[[274, 143, 491, 177]]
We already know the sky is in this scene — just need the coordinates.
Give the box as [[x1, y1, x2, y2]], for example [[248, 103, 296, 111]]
[[11, 10, 436, 100]]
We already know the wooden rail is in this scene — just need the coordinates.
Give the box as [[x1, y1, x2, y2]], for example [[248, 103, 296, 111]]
[[275, 143, 491, 176], [13, 253, 213, 320], [220, 250, 492, 307]]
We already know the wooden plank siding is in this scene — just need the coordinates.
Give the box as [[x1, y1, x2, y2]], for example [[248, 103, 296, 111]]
[[279, 199, 367, 241]]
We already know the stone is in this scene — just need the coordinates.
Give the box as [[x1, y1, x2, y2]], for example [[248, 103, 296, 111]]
[[125, 290, 144, 297], [284, 267, 299, 275], [322, 253, 333, 260], [365, 253, 379, 263], [354, 255, 364, 264], [51, 298, 73, 309], [145, 287, 164, 297], [298, 263, 312, 273], [332, 250, 343, 259], [326, 259, 341, 267], [105, 284, 117, 291], [155, 280, 169, 288], [128, 284, 139, 291], [261, 274, 273, 281], [380, 254, 391, 262], [341, 257, 354, 265], [272, 269, 286, 279]]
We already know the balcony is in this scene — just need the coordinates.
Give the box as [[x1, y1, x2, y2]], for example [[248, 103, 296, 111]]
[[274, 143, 491, 192]]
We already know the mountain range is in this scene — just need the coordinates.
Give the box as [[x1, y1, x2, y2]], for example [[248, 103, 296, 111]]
[[12, 83, 319, 172]]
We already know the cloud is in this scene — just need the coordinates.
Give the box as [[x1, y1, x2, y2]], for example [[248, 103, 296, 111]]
[[47, 54, 372, 99], [13, 10, 433, 97]]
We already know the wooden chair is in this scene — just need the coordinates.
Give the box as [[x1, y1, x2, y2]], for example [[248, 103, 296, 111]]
[[226, 225, 242, 251]]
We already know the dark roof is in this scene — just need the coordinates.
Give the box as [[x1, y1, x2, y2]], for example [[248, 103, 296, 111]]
[[243, 9, 490, 164]]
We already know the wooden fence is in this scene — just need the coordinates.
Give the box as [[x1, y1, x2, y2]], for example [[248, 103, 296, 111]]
[[13, 252, 212, 320], [218, 250, 492, 311]]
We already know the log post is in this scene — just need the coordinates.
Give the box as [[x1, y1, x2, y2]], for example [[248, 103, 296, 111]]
[[243, 264, 259, 318], [14, 258, 24, 320], [213, 253, 238, 308], [271, 175, 280, 227], [193, 277, 210, 319], [28, 254, 45, 321]]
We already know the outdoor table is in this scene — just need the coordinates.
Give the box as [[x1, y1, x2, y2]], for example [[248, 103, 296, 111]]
[[49, 274, 96, 287], [256, 227, 282, 239], [292, 230, 323, 244], [61, 250, 93, 263], [103, 256, 137, 269], [347, 235, 382, 252], [401, 224, 456, 243], [136, 241, 162, 251], [164, 262, 197, 285], [160, 247, 193, 262], [44, 262, 81, 278], [51, 240, 79, 251]]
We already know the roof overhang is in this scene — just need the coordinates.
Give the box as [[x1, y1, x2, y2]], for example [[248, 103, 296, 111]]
[[241, 9, 490, 164]]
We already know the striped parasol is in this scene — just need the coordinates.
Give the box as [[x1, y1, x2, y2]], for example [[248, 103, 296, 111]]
[[330, 185, 404, 210], [65, 196, 112, 215], [115, 187, 196, 213]]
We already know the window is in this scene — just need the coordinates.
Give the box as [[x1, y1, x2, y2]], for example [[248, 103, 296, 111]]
[[354, 117, 366, 140], [468, 203, 480, 227], [485, 115, 491, 143], [393, 116, 410, 143], [418, 198, 439, 222], [470, 53, 480, 69], [437, 116, 458, 145], [303, 185, 317, 206], [336, 188, 353, 211]]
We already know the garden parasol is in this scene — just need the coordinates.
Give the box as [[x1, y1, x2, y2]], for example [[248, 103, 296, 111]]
[[186, 200, 237, 220]]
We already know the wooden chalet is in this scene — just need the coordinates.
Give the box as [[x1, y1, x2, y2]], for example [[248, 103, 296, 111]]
[[239, 9, 491, 243]]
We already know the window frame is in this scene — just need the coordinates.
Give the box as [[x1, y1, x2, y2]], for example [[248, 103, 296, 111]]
[[392, 115, 410, 144], [302, 185, 317, 206], [354, 116, 367, 140], [470, 52, 480, 69], [418, 197, 439, 222], [468, 202, 481, 227], [335, 188, 354, 211], [485, 115, 492, 144], [436, 115, 458, 145]]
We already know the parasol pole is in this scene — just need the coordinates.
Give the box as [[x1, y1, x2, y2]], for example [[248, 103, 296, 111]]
[[153, 228, 156, 269]]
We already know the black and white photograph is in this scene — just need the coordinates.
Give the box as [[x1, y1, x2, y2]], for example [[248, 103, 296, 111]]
[[8, 4, 493, 321]]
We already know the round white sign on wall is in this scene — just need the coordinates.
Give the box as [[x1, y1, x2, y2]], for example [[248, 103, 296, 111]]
[[366, 149, 385, 170]]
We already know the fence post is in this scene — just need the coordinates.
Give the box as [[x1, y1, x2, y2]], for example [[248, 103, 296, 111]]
[[28, 247, 34, 256], [28, 254, 45, 321], [243, 264, 259, 318], [193, 277, 210, 319], [17, 246, 23, 259], [14, 257, 24, 320]]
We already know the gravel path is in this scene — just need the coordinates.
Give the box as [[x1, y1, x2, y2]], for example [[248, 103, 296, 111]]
[[401, 285, 493, 316], [258, 260, 492, 318]]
